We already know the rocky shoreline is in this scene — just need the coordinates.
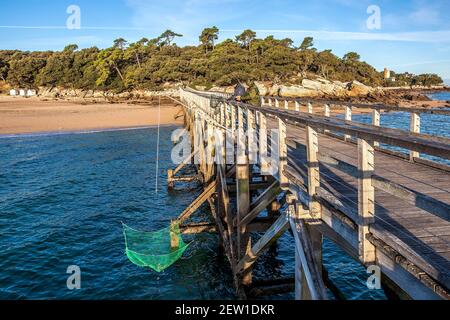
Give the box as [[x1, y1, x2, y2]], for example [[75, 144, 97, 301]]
[[4, 78, 449, 109]]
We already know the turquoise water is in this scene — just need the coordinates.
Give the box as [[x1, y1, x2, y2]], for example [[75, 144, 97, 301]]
[[0, 92, 447, 300]]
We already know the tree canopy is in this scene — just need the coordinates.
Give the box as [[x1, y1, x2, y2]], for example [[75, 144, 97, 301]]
[[0, 28, 443, 92]]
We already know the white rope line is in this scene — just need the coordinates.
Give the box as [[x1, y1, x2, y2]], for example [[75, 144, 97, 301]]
[[155, 96, 161, 194]]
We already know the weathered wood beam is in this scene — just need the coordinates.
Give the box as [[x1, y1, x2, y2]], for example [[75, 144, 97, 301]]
[[259, 112, 270, 175], [278, 118, 289, 188], [367, 233, 450, 300], [358, 138, 376, 264], [289, 216, 328, 300], [181, 222, 217, 234], [238, 181, 282, 226], [306, 125, 321, 217], [177, 180, 216, 223], [235, 212, 289, 274], [409, 112, 420, 161]]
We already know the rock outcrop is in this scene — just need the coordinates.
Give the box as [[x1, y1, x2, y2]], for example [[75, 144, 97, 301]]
[[36, 87, 180, 100], [251, 77, 377, 99]]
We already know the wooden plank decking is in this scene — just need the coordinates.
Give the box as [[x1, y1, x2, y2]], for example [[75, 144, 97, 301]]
[[280, 122, 450, 289]]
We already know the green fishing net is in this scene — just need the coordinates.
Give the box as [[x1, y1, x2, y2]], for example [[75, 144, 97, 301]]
[[122, 222, 190, 272]]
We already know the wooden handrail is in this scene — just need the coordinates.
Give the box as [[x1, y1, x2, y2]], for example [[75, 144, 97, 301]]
[[261, 95, 450, 116]]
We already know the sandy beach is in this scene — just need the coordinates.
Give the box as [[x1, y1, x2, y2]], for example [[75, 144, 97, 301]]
[[0, 96, 183, 135]]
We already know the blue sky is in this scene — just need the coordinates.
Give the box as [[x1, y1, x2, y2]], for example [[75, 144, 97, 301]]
[[1, 0, 449, 80]]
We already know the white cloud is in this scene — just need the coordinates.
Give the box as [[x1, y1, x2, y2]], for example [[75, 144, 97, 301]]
[[221, 29, 450, 43]]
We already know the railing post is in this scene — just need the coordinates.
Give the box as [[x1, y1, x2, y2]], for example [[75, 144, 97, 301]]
[[236, 106, 251, 285], [284, 100, 289, 110], [215, 126, 226, 167], [275, 99, 280, 109], [306, 125, 321, 217], [231, 104, 236, 135], [409, 112, 420, 161], [278, 118, 288, 188], [206, 122, 215, 182], [260, 96, 265, 106], [259, 112, 269, 174], [295, 101, 300, 112], [357, 138, 376, 264], [268, 98, 273, 107], [225, 104, 234, 165], [324, 104, 330, 117], [372, 109, 380, 147], [247, 109, 257, 165], [324, 104, 330, 134], [220, 102, 225, 126], [307, 102, 313, 114], [344, 106, 352, 141]]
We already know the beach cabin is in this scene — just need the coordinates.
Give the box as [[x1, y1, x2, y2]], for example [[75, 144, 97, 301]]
[[19, 89, 26, 97], [9, 89, 17, 96]]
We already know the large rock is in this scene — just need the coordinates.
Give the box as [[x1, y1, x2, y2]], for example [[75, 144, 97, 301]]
[[254, 81, 271, 96], [279, 85, 320, 98], [346, 80, 373, 97], [301, 78, 351, 96]]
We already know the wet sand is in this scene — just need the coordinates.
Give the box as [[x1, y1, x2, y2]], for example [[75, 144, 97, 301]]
[[0, 96, 183, 135]]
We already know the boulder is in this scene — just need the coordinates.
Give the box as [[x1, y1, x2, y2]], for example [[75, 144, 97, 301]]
[[346, 80, 373, 97], [279, 85, 320, 98], [301, 79, 324, 91], [254, 81, 271, 96]]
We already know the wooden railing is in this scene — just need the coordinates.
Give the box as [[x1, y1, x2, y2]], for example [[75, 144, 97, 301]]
[[178, 88, 450, 299], [261, 96, 450, 162]]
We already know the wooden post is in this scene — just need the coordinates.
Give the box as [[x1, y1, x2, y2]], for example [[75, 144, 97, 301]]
[[237, 106, 251, 285], [275, 99, 280, 109], [295, 101, 300, 112], [221, 102, 226, 126], [372, 109, 380, 147], [307, 102, 313, 114], [287, 194, 309, 300], [231, 104, 236, 134], [225, 104, 231, 128], [357, 138, 376, 264], [306, 125, 321, 217], [324, 104, 330, 117], [206, 122, 215, 182], [260, 96, 265, 106], [268, 98, 273, 107], [170, 221, 180, 249], [284, 100, 289, 110], [324, 104, 330, 134], [247, 109, 257, 165], [344, 106, 352, 141], [215, 127, 226, 167], [259, 112, 269, 174], [278, 118, 288, 188], [409, 112, 420, 161]]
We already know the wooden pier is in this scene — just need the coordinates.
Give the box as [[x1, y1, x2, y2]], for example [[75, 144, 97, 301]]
[[168, 88, 450, 300]]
